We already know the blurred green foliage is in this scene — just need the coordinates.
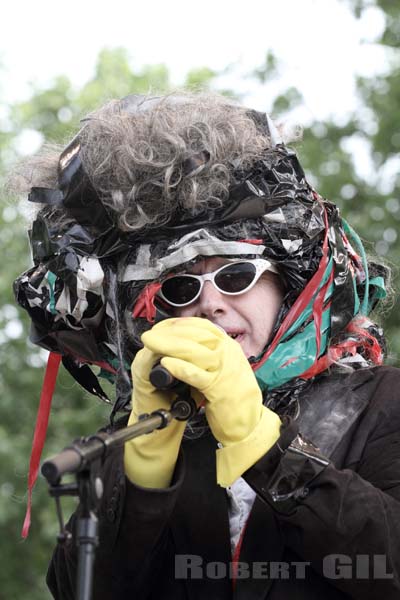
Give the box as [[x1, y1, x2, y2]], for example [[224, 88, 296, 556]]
[[0, 2, 399, 596]]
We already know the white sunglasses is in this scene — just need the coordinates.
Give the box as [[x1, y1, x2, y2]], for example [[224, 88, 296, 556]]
[[159, 259, 277, 307]]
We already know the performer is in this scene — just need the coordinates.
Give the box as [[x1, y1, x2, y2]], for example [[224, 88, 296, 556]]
[[14, 92, 400, 598]]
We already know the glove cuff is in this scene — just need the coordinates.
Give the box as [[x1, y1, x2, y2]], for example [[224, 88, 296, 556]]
[[124, 420, 186, 488], [215, 407, 281, 487]]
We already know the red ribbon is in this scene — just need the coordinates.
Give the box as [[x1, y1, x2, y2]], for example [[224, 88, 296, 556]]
[[132, 282, 162, 323], [21, 352, 61, 538]]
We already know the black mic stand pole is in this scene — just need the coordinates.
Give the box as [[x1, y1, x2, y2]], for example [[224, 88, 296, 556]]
[[42, 389, 196, 600]]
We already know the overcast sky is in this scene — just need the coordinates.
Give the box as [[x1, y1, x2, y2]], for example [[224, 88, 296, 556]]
[[1, 0, 387, 123]]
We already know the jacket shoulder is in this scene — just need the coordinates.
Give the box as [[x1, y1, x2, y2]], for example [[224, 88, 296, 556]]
[[354, 365, 400, 436]]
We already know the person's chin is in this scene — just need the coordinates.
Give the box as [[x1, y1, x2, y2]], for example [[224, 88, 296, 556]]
[[237, 337, 250, 358], [241, 339, 262, 360]]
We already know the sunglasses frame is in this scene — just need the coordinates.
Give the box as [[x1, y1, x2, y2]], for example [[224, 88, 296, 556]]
[[159, 258, 277, 308]]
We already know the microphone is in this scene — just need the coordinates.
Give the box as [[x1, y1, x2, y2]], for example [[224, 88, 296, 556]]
[[149, 362, 198, 421], [149, 362, 178, 390]]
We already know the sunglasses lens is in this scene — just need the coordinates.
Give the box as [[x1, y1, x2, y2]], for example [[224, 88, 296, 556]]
[[215, 262, 257, 293], [161, 276, 201, 305]]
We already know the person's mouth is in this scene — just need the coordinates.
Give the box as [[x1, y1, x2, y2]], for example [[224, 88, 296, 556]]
[[225, 330, 245, 344], [215, 325, 251, 356], [211, 322, 246, 347]]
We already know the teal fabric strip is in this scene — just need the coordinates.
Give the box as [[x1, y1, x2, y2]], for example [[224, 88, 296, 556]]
[[46, 271, 57, 315], [255, 308, 331, 391], [369, 275, 386, 301], [342, 219, 370, 315]]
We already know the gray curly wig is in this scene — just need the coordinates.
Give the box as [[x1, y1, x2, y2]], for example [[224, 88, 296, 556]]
[[15, 92, 293, 230]]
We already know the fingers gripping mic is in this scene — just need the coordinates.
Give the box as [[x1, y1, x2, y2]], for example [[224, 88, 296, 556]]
[[149, 323, 226, 391]]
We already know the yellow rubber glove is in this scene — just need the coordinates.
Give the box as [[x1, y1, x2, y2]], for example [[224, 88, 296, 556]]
[[142, 317, 281, 487], [124, 342, 187, 488]]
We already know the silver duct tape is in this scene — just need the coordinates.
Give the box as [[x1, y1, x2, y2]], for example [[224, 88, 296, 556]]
[[120, 230, 266, 282]]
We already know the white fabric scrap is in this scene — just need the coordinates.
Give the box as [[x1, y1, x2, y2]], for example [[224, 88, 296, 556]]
[[55, 286, 71, 316], [53, 286, 86, 325], [77, 257, 104, 298], [71, 298, 89, 322], [226, 476, 257, 555], [281, 238, 302, 253]]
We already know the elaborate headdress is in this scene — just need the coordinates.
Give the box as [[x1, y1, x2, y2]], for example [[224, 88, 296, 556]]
[[15, 93, 388, 418]]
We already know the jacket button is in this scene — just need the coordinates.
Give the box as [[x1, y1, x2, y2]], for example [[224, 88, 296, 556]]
[[107, 508, 116, 522]]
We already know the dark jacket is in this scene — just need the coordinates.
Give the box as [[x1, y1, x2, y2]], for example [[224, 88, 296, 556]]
[[47, 366, 400, 599]]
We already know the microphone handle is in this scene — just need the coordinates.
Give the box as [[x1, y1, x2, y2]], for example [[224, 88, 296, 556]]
[[149, 362, 179, 390]]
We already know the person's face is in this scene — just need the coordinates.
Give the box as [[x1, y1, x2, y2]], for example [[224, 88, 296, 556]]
[[173, 257, 284, 358]]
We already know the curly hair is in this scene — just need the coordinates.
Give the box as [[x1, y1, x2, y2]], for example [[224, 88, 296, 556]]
[[10, 95, 243, 224], [11, 92, 302, 232]]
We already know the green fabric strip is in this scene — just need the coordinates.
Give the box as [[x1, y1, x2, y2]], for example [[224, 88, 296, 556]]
[[46, 271, 57, 315]]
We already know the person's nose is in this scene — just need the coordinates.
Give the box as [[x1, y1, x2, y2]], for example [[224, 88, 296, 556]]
[[197, 280, 229, 317], [181, 281, 228, 318]]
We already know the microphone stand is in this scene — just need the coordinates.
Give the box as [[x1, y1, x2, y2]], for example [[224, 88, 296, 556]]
[[42, 388, 196, 600]]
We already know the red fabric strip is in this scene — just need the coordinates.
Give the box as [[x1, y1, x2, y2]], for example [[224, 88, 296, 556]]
[[300, 349, 335, 380], [132, 282, 162, 323], [74, 357, 117, 375], [312, 270, 334, 358], [346, 318, 384, 364], [237, 238, 263, 245], [231, 521, 248, 591], [301, 318, 383, 380], [21, 352, 61, 538]]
